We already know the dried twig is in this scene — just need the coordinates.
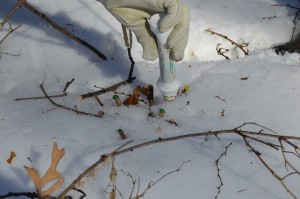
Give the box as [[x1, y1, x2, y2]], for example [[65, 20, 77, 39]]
[[206, 29, 250, 56], [0, 0, 24, 29], [0, 24, 22, 45], [215, 95, 226, 102], [132, 160, 191, 199], [14, 93, 67, 101], [40, 83, 101, 118], [215, 143, 232, 199], [239, 134, 298, 199], [72, 188, 86, 199], [62, 78, 75, 93], [216, 44, 230, 60], [79, 78, 136, 99], [57, 140, 134, 199], [262, 15, 276, 20], [79, 25, 136, 99]]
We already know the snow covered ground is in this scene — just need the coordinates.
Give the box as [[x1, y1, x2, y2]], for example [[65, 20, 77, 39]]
[[0, 0, 300, 198]]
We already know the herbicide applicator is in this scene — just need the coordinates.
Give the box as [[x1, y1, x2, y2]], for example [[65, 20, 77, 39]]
[[149, 14, 180, 102]]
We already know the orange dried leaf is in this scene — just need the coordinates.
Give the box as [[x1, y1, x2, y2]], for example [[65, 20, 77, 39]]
[[41, 177, 64, 197], [123, 95, 139, 106], [40, 143, 65, 185], [7, 151, 16, 164], [24, 166, 42, 191], [24, 142, 65, 197], [133, 88, 140, 99]]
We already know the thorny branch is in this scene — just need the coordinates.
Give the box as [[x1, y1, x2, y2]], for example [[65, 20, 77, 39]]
[[55, 123, 300, 199], [240, 133, 298, 199], [131, 160, 191, 199], [2, 124, 300, 199], [206, 29, 250, 56], [215, 142, 232, 199]]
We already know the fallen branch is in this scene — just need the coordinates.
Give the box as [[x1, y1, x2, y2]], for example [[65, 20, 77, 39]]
[[0, 0, 24, 30], [240, 133, 297, 199], [206, 29, 250, 56], [79, 78, 136, 99], [57, 123, 300, 199], [57, 140, 134, 199], [40, 83, 101, 118], [14, 93, 67, 101]]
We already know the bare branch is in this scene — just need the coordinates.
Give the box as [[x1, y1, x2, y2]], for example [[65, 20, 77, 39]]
[[22, 0, 106, 60], [215, 143, 232, 199], [40, 83, 102, 118], [206, 29, 250, 56], [0, 24, 22, 45], [0, 0, 24, 29]]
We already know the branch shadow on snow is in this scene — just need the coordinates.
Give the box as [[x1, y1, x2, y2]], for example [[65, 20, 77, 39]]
[[0, 0, 144, 87], [0, 167, 33, 196]]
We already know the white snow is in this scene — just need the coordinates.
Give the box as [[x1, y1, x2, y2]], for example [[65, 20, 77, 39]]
[[1, 0, 300, 198]]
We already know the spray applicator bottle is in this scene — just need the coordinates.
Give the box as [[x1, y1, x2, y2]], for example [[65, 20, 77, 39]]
[[149, 14, 180, 102]]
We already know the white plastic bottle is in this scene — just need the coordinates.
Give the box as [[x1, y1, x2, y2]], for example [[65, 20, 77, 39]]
[[149, 14, 180, 102]]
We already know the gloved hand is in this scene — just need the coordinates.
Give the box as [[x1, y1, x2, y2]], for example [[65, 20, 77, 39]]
[[97, 0, 190, 62]]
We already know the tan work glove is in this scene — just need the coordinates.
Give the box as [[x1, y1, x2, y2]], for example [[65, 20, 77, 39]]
[[97, 0, 190, 62]]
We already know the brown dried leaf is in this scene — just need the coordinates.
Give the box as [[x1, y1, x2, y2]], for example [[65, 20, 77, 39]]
[[133, 88, 140, 99], [40, 143, 65, 185], [123, 95, 139, 106], [41, 177, 64, 197], [7, 151, 16, 164], [24, 143, 65, 197], [136, 86, 149, 96], [24, 166, 42, 191], [137, 85, 154, 105]]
